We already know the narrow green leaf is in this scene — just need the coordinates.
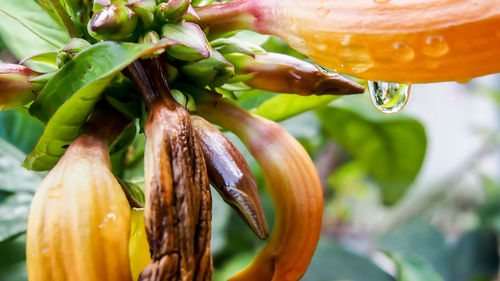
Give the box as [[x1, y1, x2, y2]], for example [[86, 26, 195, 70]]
[[25, 41, 168, 171], [317, 105, 426, 204], [0, 110, 44, 155], [0, 193, 32, 242], [390, 253, 445, 281], [20, 52, 58, 73], [253, 95, 338, 122], [0, 0, 70, 59], [0, 138, 44, 193], [302, 239, 395, 281], [451, 228, 499, 281], [378, 219, 452, 280]]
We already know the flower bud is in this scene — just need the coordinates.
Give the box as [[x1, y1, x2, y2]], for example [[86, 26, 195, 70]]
[[88, 1, 138, 40], [125, 58, 212, 280], [0, 64, 36, 111], [191, 115, 268, 239], [198, 99, 323, 281], [155, 0, 190, 23], [26, 134, 132, 281], [181, 50, 235, 87], [126, 0, 156, 28], [162, 22, 212, 61], [225, 52, 364, 95], [195, 0, 500, 83]]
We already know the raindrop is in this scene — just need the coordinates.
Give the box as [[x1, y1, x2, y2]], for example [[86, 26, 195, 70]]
[[341, 34, 351, 46], [368, 81, 411, 114], [392, 42, 415, 62], [422, 35, 449, 58]]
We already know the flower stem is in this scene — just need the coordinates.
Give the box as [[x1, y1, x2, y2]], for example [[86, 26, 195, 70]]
[[83, 102, 133, 148], [47, 0, 80, 38]]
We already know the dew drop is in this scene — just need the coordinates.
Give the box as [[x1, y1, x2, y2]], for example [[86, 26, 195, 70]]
[[422, 35, 449, 58], [368, 81, 411, 114], [341, 34, 351, 46], [392, 42, 415, 62], [316, 7, 330, 18], [316, 64, 338, 76]]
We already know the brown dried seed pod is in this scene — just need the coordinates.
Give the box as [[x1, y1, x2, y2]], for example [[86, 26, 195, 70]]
[[126, 58, 212, 281]]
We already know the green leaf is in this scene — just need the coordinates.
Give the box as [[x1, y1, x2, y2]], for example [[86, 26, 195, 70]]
[[25, 41, 168, 171], [0, 110, 44, 155], [0, 193, 32, 242], [254, 95, 338, 122], [0, 0, 70, 59], [302, 239, 395, 281], [389, 253, 445, 281], [0, 261, 28, 281], [378, 218, 452, 281], [0, 235, 26, 267], [20, 52, 58, 73], [0, 235, 28, 281], [451, 228, 499, 281], [0, 138, 44, 193], [316, 104, 426, 204]]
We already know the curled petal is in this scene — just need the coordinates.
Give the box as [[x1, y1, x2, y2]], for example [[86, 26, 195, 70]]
[[198, 99, 323, 281]]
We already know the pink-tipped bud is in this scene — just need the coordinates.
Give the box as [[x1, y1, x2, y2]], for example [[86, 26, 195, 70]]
[[0, 64, 36, 111]]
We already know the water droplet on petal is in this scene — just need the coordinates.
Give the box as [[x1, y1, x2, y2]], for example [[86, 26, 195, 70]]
[[423, 35, 449, 58], [368, 81, 411, 114], [316, 7, 330, 18], [341, 34, 351, 46], [393, 42, 415, 62]]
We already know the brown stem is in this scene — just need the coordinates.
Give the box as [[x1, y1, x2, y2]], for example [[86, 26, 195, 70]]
[[124, 58, 176, 107]]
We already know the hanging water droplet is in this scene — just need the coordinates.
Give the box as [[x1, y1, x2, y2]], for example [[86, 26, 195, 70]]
[[368, 81, 411, 114]]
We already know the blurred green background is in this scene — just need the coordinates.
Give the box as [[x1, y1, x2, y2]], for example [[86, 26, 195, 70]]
[[1, 10, 500, 281]]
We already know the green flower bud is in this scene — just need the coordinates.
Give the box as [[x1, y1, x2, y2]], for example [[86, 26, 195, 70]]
[[126, 0, 156, 28], [88, 1, 138, 40], [63, 38, 92, 54], [181, 50, 234, 87], [211, 38, 265, 57], [0, 64, 36, 111], [154, 0, 189, 23], [162, 22, 211, 61]]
